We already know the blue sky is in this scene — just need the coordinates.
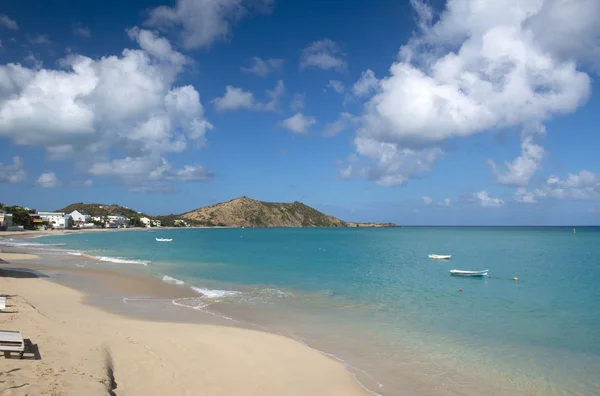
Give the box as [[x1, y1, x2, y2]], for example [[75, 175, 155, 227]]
[[1, 0, 599, 225]]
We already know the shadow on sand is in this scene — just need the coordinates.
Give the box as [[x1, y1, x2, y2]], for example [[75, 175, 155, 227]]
[[0, 267, 49, 279]]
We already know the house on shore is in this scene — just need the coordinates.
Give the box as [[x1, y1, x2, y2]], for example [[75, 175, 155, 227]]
[[106, 214, 128, 228], [70, 210, 91, 224], [37, 212, 71, 229], [0, 211, 13, 229]]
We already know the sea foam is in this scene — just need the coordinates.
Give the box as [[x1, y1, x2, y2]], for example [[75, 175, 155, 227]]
[[190, 286, 241, 298], [162, 275, 185, 285], [94, 256, 149, 266]]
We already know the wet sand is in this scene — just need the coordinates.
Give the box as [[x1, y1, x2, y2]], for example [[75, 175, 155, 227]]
[[0, 247, 369, 396]]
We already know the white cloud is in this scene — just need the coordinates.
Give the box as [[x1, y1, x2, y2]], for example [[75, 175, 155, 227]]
[[36, 172, 61, 188], [289, 93, 306, 112], [0, 27, 213, 191], [279, 113, 317, 134], [326, 80, 345, 93], [0, 156, 26, 183], [352, 69, 378, 97], [300, 39, 347, 71], [349, 138, 443, 186], [350, 0, 595, 186], [515, 187, 537, 203], [534, 170, 600, 200], [212, 80, 284, 112], [29, 34, 51, 45], [323, 112, 355, 137], [0, 14, 18, 30], [421, 195, 433, 204], [73, 24, 91, 38], [90, 157, 214, 186], [241, 57, 283, 77], [260, 80, 285, 112], [212, 86, 255, 111], [474, 190, 504, 208], [83, 179, 93, 187], [145, 0, 273, 50], [439, 198, 451, 207], [488, 122, 546, 187]]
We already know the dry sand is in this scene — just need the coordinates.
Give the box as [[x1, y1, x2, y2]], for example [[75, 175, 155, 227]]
[[0, 253, 39, 261], [0, 268, 369, 395]]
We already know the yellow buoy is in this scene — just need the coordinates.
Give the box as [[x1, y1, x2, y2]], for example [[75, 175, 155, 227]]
[[513, 277, 519, 281]]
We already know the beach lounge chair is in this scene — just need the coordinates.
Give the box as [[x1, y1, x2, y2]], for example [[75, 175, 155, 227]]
[[0, 330, 25, 358], [0, 297, 6, 310]]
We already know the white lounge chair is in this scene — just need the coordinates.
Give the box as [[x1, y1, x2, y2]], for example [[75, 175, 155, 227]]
[[0, 330, 25, 358], [0, 297, 6, 310]]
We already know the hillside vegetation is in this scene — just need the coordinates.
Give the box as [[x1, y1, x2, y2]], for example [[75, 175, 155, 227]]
[[180, 196, 394, 228], [55, 198, 395, 228], [57, 203, 145, 219]]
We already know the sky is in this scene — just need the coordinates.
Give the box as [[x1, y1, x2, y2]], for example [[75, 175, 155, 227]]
[[1, 0, 599, 225]]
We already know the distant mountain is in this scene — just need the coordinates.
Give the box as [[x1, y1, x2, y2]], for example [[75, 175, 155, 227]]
[[56, 197, 396, 228], [180, 196, 395, 228], [57, 203, 145, 219]]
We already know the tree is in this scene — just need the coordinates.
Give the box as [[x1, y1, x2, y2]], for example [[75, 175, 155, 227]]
[[4, 206, 33, 228]]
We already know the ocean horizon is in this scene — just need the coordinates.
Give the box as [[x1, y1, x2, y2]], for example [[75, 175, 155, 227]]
[[6, 226, 600, 395]]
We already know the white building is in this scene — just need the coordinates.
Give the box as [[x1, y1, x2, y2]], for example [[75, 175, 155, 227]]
[[70, 210, 91, 224], [37, 212, 71, 229], [140, 217, 152, 227], [0, 212, 13, 228], [106, 214, 128, 228]]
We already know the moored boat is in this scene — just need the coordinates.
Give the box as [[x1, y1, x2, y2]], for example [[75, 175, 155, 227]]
[[449, 269, 488, 277], [156, 238, 173, 242], [429, 254, 451, 259]]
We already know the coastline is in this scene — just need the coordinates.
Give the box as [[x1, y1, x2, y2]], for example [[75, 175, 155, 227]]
[[0, 245, 370, 395]]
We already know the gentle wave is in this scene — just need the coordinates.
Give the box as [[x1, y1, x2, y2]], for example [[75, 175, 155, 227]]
[[162, 275, 185, 285], [190, 286, 241, 298], [0, 240, 67, 247], [95, 256, 149, 265]]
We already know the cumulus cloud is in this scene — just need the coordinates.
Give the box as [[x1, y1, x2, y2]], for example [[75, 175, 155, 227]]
[[0, 27, 213, 191], [515, 187, 537, 203], [421, 195, 433, 204], [73, 24, 91, 38], [300, 39, 347, 71], [0, 156, 26, 183], [241, 56, 283, 76], [36, 172, 61, 188], [145, 0, 273, 50], [212, 86, 255, 111], [349, 0, 595, 186], [0, 14, 18, 30], [212, 80, 284, 112], [326, 80, 345, 93], [488, 122, 546, 187], [323, 112, 355, 137], [90, 157, 214, 186], [289, 93, 306, 112], [535, 170, 600, 200], [29, 34, 51, 45], [352, 69, 378, 97], [439, 198, 451, 207], [279, 113, 317, 134], [474, 191, 504, 208]]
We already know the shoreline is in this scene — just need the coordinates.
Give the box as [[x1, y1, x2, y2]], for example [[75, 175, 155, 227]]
[[0, 242, 372, 395]]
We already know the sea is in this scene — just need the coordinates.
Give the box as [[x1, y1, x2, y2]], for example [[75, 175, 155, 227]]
[[5, 227, 600, 395]]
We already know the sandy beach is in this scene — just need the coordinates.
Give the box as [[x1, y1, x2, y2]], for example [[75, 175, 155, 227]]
[[0, 251, 369, 395]]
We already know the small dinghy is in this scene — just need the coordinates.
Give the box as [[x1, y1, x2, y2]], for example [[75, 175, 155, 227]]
[[449, 269, 488, 277], [156, 238, 173, 242], [429, 254, 451, 259]]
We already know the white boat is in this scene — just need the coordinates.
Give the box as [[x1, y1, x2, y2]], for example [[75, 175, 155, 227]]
[[429, 254, 451, 259], [155, 238, 173, 242], [449, 269, 488, 277]]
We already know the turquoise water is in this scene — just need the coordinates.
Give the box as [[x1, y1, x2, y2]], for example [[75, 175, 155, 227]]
[[21, 227, 600, 395]]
